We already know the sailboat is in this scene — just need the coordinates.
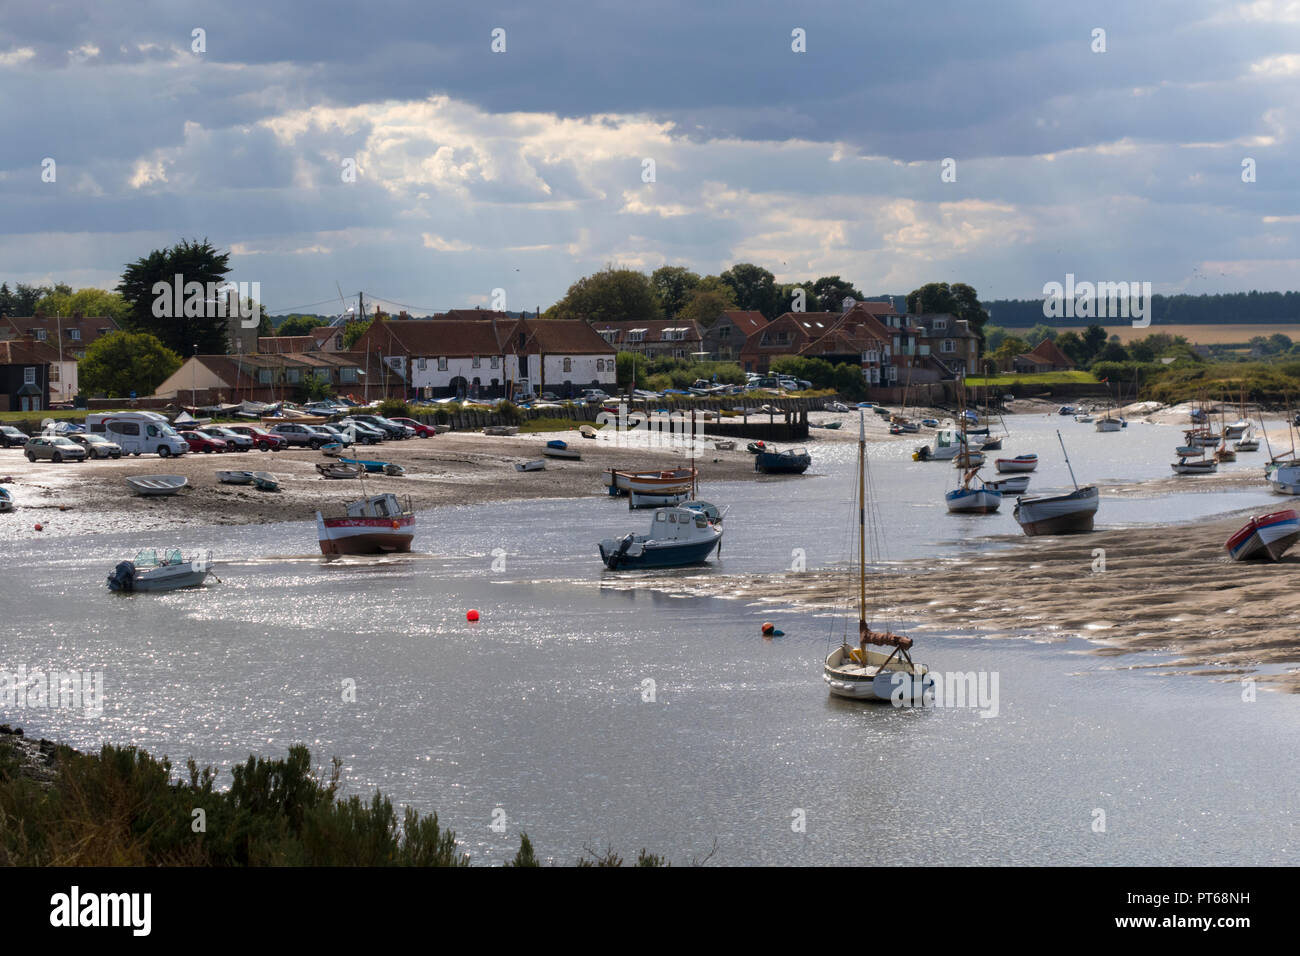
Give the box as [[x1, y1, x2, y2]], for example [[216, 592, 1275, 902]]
[[1013, 431, 1099, 535], [1095, 384, 1123, 432], [824, 411, 935, 702], [945, 377, 1001, 513], [1262, 406, 1300, 494], [1233, 391, 1260, 451], [1214, 396, 1236, 463]]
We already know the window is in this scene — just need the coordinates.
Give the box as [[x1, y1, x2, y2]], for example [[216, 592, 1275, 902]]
[[628, 329, 646, 342], [933, 318, 947, 331], [596, 359, 604, 372], [287, 369, 301, 383], [50, 365, 60, 382], [418, 357, 427, 371], [341, 368, 358, 383], [941, 339, 955, 354], [34, 329, 47, 341], [472, 355, 481, 368], [563, 357, 572, 373], [258, 369, 272, 384], [23, 367, 36, 384], [490, 356, 499, 369], [438, 357, 448, 371], [864, 349, 878, 364], [718, 326, 730, 339], [69, 329, 81, 340]]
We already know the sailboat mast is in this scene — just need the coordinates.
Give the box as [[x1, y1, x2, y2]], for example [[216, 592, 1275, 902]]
[[1057, 429, 1079, 491], [858, 410, 866, 624]]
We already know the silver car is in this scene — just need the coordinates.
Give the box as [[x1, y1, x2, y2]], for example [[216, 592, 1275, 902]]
[[25, 435, 88, 463], [68, 433, 123, 459]]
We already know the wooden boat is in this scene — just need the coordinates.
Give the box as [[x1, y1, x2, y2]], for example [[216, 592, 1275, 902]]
[[578, 425, 598, 439], [124, 475, 188, 497], [755, 447, 811, 474], [515, 459, 546, 472], [107, 549, 212, 592], [1171, 457, 1217, 475], [824, 410, 933, 702], [952, 449, 985, 468], [316, 462, 363, 480], [995, 454, 1038, 473], [629, 489, 690, 509], [317, 492, 414, 555], [1225, 510, 1300, 561], [1214, 445, 1237, 463], [0, 487, 13, 513], [985, 475, 1030, 495], [1013, 432, 1098, 535], [598, 506, 722, 570], [217, 470, 255, 485], [251, 471, 280, 491], [603, 467, 697, 495], [482, 425, 518, 436], [543, 440, 581, 460]]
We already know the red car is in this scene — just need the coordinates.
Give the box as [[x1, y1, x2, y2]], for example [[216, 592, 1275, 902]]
[[388, 417, 435, 438], [227, 425, 288, 451], [180, 430, 227, 454]]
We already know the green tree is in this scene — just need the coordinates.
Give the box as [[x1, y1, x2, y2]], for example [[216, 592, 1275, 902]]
[[78, 331, 182, 397], [1055, 330, 1085, 365], [615, 350, 648, 391], [33, 287, 131, 325], [991, 335, 1030, 370], [547, 266, 662, 324], [342, 319, 372, 349], [810, 275, 864, 313], [1092, 341, 1130, 365], [117, 238, 235, 354], [720, 263, 781, 318], [276, 315, 321, 337], [649, 266, 700, 318], [1080, 324, 1108, 363], [678, 287, 736, 329], [1024, 323, 1058, 347]]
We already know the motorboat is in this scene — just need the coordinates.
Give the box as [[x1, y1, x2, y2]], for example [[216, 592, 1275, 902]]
[[1225, 510, 1300, 561], [1266, 459, 1300, 494], [124, 475, 188, 497], [912, 428, 967, 461], [107, 549, 213, 592], [317, 492, 414, 555], [598, 506, 722, 570], [754, 447, 812, 474]]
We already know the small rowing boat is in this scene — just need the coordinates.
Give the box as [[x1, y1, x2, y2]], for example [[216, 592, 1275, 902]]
[[124, 475, 188, 497], [316, 462, 363, 479], [515, 459, 545, 472], [995, 454, 1038, 473], [217, 470, 255, 485], [1225, 509, 1300, 561]]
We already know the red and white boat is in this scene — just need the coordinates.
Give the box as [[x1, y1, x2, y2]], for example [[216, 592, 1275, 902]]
[[603, 467, 697, 496], [316, 492, 414, 555], [995, 454, 1038, 473], [1225, 509, 1300, 561]]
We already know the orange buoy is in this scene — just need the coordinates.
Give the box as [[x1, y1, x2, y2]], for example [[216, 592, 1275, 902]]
[[761, 622, 784, 638], [466, 609, 480, 622]]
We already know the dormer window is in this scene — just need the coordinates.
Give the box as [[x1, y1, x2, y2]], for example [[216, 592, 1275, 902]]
[[933, 318, 947, 331]]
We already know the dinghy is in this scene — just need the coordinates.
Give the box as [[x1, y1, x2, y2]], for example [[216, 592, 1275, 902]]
[[217, 470, 255, 485], [251, 471, 280, 491], [317, 492, 414, 555], [316, 462, 363, 479], [339, 457, 392, 474], [629, 489, 690, 509], [579, 425, 598, 439], [107, 549, 213, 592], [0, 487, 13, 513], [985, 475, 1030, 495], [124, 475, 188, 497], [603, 467, 697, 495], [515, 459, 546, 472], [598, 506, 722, 570], [482, 425, 518, 436], [1171, 457, 1217, 475], [543, 440, 581, 460], [1225, 510, 1300, 561], [1013, 432, 1098, 535], [995, 454, 1038, 473], [754, 447, 812, 474]]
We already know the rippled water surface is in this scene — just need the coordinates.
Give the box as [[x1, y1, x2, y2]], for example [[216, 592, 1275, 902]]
[[2, 415, 1296, 865]]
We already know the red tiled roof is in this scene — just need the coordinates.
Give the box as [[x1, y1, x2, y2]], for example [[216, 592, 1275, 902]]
[[589, 319, 703, 344], [0, 339, 59, 364], [1024, 337, 1073, 368], [719, 311, 769, 332], [257, 335, 318, 353], [522, 319, 617, 354], [2, 314, 120, 346]]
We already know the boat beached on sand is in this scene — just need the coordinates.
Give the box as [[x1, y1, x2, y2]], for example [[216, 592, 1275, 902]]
[[1225, 510, 1300, 561], [754, 447, 811, 474], [124, 475, 188, 497], [603, 467, 696, 496], [1013, 432, 1099, 536], [316, 492, 414, 555]]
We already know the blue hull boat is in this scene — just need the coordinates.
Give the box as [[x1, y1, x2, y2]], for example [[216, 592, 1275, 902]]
[[755, 447, 811, 474], [340, 457, 390, 473], [598, 506, 723, 570]]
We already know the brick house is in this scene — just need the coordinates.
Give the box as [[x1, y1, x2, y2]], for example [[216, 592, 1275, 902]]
[[701, 311, 768, 361]]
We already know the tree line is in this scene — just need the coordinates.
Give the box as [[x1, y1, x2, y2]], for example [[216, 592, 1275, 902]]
[[985, 291, 1300, 327]]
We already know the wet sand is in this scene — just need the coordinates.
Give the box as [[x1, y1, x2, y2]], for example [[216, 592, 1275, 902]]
[[611, 511, 1300, 692]]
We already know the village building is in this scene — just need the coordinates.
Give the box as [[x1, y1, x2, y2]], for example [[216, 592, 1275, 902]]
[[1, 313, 121, 404], [1013, 337, 1074, 373], [151, 351, 367, 405], [590, 319, 704, 360], [0, 339, 53, 411], [912, 313, 982, 377], [701, 311, 768, 362]]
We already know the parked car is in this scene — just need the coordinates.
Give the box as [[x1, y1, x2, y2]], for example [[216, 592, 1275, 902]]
[[313, 424, 354, 447], [179, 430, 228, 454], [387, 417, 436, 438], [336, 419, 386, 444], [225, 425, 287, 451], [202, 426, 255, 452], [0, 425, 28, 447], [24, 435, 88, 463], [68, 433, 123, 459], [269, 423, 332, 449], [581, 389, 610, 404], [350, 414, 410, 439]]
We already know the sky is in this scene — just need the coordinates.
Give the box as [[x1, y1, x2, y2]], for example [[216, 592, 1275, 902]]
[[1, 0, 1298, 316]]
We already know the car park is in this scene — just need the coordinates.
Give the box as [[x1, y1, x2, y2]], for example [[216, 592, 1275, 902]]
[[387, 417, 435, 438], [24, 435, 88, 463], [68, 433, 123, 459], [269, 423, 333, 449], [336, 419, 386, 444], [313, 424, 354, 447], [351, 414, 411, 439], [225, 425, 288, 451], [202, 426, 255, 452], [0, 425, 29, 447]]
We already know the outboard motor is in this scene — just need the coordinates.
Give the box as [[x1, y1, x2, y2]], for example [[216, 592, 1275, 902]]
[[107, 560, 136, 592], [605, 534, 635, 570], [915, 446, 931, 461]]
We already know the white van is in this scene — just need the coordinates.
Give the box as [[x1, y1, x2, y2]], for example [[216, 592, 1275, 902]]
[[84, 412, 189, 458]]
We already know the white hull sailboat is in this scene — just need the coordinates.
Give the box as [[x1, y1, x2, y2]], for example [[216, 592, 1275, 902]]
[[824, 411, 934, 703]]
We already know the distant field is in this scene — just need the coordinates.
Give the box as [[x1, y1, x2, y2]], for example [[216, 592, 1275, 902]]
[[1094, 323, 1300, 345], [967, 371, 1098, 386]]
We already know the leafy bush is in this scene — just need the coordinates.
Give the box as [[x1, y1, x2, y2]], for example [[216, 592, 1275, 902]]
[[496, 400, 522, 424], [377, 398, 411, 418]]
